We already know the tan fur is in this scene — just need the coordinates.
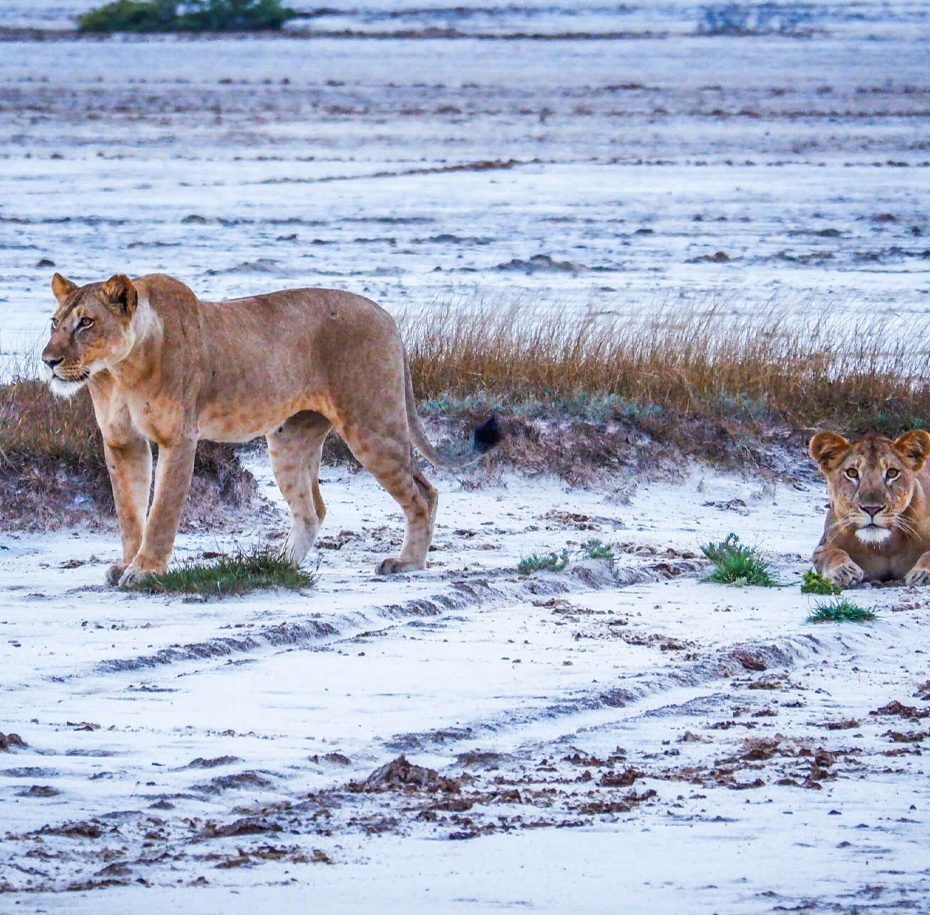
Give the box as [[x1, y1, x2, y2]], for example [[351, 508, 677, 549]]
[[42, 272, 452, 585], [809, 430, 930, 587]]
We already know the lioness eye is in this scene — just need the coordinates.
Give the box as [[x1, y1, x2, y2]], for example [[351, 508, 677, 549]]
[[845, 467, 859, 480], [887, 468, 899, 480], [79, 317, 94, 328]]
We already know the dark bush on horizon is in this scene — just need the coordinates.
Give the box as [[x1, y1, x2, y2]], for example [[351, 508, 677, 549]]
[[78, 0, 297, 33]]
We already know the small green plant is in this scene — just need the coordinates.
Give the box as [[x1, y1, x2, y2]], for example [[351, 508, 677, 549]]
[[701, 532, 774, 587], [78, 0, 297, 33], [807, 599, 876, 624], [580, 538, 615, 561], [801, 569, 842, 595], [132, 547, 315, 597], [517, 549, 571, 576]]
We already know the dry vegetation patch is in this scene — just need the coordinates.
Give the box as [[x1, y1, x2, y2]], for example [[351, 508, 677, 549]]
[[0, 379, 255, 530], [406, 306, 930, 481]]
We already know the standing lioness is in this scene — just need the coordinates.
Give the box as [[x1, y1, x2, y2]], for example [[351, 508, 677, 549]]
[[42, 273, 491, 586], [809, 429, 930, 586]]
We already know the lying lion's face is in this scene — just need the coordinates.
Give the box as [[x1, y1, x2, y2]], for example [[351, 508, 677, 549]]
[[41, 273, 138, 398], [810, 430, 930, 545]]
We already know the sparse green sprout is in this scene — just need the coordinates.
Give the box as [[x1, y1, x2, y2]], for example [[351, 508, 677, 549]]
[[132, 547, 315, 597], [580, 539, 615, 561], [701, 532, 774, 587], [807, 599, 876, 624], [517, 549, 571, 576], [801, 569, 842, 595]]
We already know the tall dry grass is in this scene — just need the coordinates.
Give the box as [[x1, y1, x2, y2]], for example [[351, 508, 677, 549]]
[[404, 306, 930, 434], [0, 377, 102, 470]]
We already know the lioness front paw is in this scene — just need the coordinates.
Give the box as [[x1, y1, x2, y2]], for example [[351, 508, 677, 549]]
[[824, 560, 865, 589], [376, 557, 423, 576], [117, 564, 158, 589], [105, 563, 127, 587], [905, 566, 930, 587]]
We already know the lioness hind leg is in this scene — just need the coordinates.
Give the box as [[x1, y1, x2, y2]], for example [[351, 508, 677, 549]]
[[339, 426, 436, 575], [267, 411, 332, 565], [376, 465, 437, 575]]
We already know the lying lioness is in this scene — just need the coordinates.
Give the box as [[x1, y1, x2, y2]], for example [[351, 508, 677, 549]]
[[809, 429, 930, 586], [42, 273, 494, 585]]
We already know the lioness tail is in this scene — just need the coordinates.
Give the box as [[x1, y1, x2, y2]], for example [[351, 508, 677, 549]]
[[403, 361, 501, 469]]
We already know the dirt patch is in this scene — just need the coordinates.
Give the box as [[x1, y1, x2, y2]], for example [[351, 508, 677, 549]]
[[195, 772, 275, 795], [195, 817, 283, 841], [183, 756, 243, 769], [37, 820, 106, 839], [0, 733, 27, 751], [870, 700, 930, 721], [353, 755, 462, 794], [434, 410, 812, 486], [16, 785, 60, 798]]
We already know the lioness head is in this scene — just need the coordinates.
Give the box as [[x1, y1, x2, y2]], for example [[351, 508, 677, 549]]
[[42, 273, 139, 398], [809, 430, 930, 545]]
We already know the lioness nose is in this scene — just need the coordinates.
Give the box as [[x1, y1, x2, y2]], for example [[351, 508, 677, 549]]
[[43, 357, 62, 369], [861, 504, 883, 518]]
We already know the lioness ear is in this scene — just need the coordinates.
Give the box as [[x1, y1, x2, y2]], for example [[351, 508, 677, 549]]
[[100, 274, 138, 316], [51, 273, 78, 304], [893, 430, 930, 470], [809, 431, 851, 471]]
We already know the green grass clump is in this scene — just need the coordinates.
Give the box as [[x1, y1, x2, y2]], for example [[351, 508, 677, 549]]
[[518, 549, 571, 576], [807, 599, 876, 624], [801, 569, 842, 595], [133, 547, 315, 597], [701, 533, 774, 587], [580, 538, 615, 561], [78, 0, 297, 33]]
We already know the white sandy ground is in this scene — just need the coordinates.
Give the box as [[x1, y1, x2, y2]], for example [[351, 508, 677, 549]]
[[2, 456, 930, 914]]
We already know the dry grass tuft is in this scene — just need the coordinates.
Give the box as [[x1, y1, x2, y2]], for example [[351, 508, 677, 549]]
[[404, 305, 930, 434]]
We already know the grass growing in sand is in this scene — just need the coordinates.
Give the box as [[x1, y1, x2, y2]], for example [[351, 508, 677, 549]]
[[518, 540, 619, 575], [580, 538, 616, 560], [131, 547, 315, 597], [517, 549, 571, 575], [701, 533, 775, 587], [801, 570, 843, 595], [807, 599, 876, 624]]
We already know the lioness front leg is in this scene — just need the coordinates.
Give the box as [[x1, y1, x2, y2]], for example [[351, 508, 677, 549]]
[[102, 437, 152, 586], [813, 544, 865, 588], [905, 551, 930, 587], [118, 438, 197, 587]]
